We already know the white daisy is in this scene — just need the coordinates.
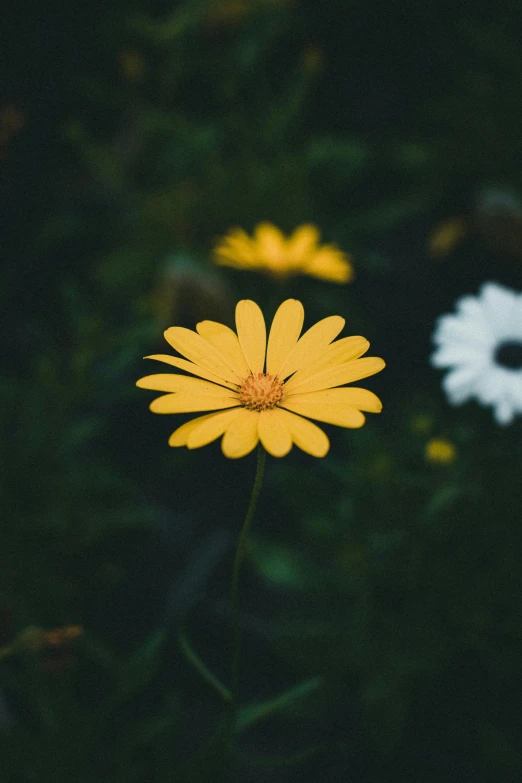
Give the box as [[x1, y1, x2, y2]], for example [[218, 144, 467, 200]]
[[431, 282, 522, 425]]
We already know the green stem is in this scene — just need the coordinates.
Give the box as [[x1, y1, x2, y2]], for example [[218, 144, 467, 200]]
[[229, 444, 266, 703], [178, 628, 232, 703]]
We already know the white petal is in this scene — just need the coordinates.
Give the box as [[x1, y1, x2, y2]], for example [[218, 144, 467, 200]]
[[443, 365, 480, 394], [506, 298, 522, 339], [434, 315, 493, 348], [480, 281, 518, 311], [474, 367, 505, 405], [431, 345, 489, 368], [456, 295, 489, 321], [505, 371, 522, 411], [493, 397, 515, 425], [480, 282, 518, 337]]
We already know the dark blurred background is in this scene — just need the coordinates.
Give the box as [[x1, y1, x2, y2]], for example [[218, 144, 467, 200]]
[[2, 1, 522, 781]]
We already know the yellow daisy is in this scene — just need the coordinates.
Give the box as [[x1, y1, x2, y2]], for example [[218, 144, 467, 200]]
[[137, 299, 384, 458], [213, 223, 354, 283]]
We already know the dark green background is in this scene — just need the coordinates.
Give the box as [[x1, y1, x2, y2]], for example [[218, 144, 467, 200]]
[[2, 1, 522, 780]]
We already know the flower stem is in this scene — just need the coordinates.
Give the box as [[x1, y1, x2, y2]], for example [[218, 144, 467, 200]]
[[229, 444, 266, 704]]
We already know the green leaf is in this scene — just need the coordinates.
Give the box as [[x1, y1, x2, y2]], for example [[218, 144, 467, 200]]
[[178, 628, 231, 702]]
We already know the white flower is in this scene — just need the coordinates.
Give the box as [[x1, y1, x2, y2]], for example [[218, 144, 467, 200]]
[[431, 282, 522, 425]]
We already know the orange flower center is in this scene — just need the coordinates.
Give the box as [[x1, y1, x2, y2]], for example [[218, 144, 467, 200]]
[[238, 372, 285, 411]]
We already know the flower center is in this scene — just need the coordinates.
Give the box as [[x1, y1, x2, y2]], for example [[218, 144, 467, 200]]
[[494, 340, 522, 370], [238, 372, 285, 411]]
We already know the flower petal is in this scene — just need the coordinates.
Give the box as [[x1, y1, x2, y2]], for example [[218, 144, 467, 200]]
[[196, 321, 250, 378], [169, 414, 219, 447], [164, 327, 239, 384], [493, 397, 515, 425], [257, 409, 293, 457], [302, 246, 353, 283], [143, 355, 237, 389], [266, 299, 305, 376], [286, 224, 320, 263], [430, 345, 490, 369], [474, 367, 505, 405], [221, 408, 259, 458], [254, 223, 285, 268], [274, 408, 329, 457], [281, 397, 367, 428], [480, 282, 518, 336], [235, 300, 267, 373], [433, 314, 493, 348], [187, 408, 241, 449], [285, 387, 382, 412], [442, 365, 482, 404], [278, 315, 345, 379], [150, 392, 240, 414], [137, 374, 234, 394], [285, 356, 385, 394], [285, 336, 370, 388], [214, 229, 257, 266]]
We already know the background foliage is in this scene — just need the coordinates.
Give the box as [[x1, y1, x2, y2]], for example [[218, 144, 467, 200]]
[[2, 1, 522, 780]]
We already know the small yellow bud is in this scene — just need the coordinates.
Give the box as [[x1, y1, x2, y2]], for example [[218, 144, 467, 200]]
[[425, 437, 457, 465]]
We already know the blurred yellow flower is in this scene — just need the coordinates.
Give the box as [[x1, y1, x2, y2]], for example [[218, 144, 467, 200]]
[[425, 437, 457, 464], [213, 223, 354, 283], [427, 218, 467, 258], [137, 299, 384, 458]]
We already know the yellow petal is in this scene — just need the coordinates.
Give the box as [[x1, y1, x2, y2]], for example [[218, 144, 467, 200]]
[[286, 224, 320, 264], [274, 408, 329, 457], [285, 356, 385, 395], [278, 315, 345, 379], [169, 414, 218, 447], [137, 374, 235, 394], [286, 387, 382, 412], [285, 336, 369, 389], [217, 227, 254, 250], [235, 300, 267, 373], [163, 327, 238, 384], [254, 223, 285, 262], [221, 408, 259, 458], [150, 392, 240, 414], [303, 247, 353, 283], [257, 409, 293, 457], [266, 299, 305, 376], [143, 355, 237, 390], [281, 397, 366, 428], [196, 321, 250, 378], [187, 408, 241, 449], [214, 232, 257, 266]]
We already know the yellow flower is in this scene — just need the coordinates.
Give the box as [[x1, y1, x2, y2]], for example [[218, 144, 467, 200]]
[[425, 437, 457, 464], [137, 299, 385, 458], [213, 223, 354, 283]]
